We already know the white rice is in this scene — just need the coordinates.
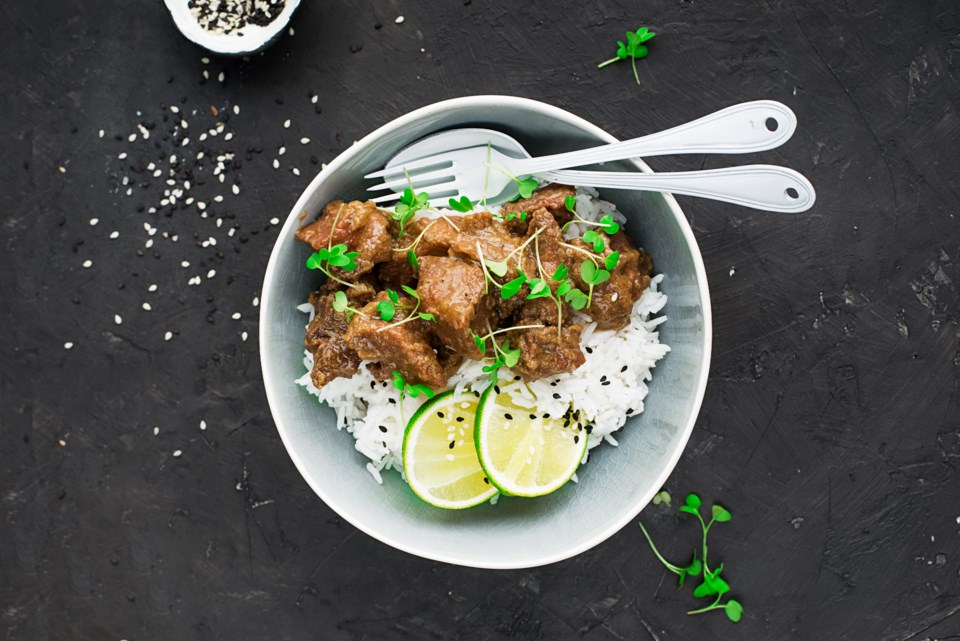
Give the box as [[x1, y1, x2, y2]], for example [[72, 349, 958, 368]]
[[295, 187, 670, 484]]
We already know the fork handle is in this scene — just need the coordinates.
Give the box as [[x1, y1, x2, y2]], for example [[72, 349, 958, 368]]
[[516, 101, 797, 174], [544, 165, 816, 213]]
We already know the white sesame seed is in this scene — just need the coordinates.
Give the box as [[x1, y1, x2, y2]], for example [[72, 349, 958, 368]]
[[201, 57, 210, 64], [153, 426, 160, 435], [272, 159, 280, 169], [147, 284, 157, 293], [395, 15, 405, 23], [224, 132, 233, 141], [59, 166, 66, 173], [64, 342, 74, 350], [89, 218, 99, 226], [241, 331, 249, 342], [289, 27, 295, 36], [142, 302, 152, 311], [58, 439, 67, 447], [232, 184, 240, 195], [278, 146, 286, 155], [232, 312, 241, 320], [292, 167, 300, 176], [233, 105, 240, 115], [128, 133, 137, 142], [203, 70, 209, 80], [199, 420, 207, 431], [117, 152, 127, 160], [311, 95, 318, 104], [181, 138, 190, 147], [207, 269, 216, 279], [172, 449, 182, 458], [270, 217, 280, 225], [218, 71, 225, 83], [145, 239, 153, 249], [114, 314, 122, 325], [170, 105, 180, 113], [109, 231, 119, 239], [82, 259, 93, 268], [214, 195, 224, 203], [164, 331, 172, 341], [181, 261, 190, 270], [300, 137, 310, 145], [283, 119, 291, 129], [98, 129, 105, 138], [197, 201, 206, 210], [252, 296, 259, 307], [188, 276, 201, 286]]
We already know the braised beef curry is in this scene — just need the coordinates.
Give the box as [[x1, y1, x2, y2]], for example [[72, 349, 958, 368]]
[[296, 184, 653, 390]]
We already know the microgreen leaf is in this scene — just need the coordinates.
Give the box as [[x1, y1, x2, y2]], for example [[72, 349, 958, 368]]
[[526, 278, 550, 300], [597, 26, 657, 86], [652, 490, 672, 507], [506, 211, 529, 222], [551, 263, 569, 281], [565, 288, 589, 310], [401, 284, 420, 300], [580, 260, 597, 283], [407, 250, 419, 269], [693, 579, 716, 599], [582, 230, 605, 253], [408, 383, 435, 399], [391, 370, 405, 391], [557, 281, 573, 296], [448, 195, 473, 212], [685, 493, 702, 511], [564, 194, 576, 213], [332, 290, 348, 312], [485, 260, 508, 278], [472, 332, 487, 354], [501, 340, 521, 368], [516, 177, 538, 199], [599, 214, 620, 234], [327, 253, 351, 268], [712, 504, 732, 522], [387, 289, 399, 304], [306, 252, 324, 270], [725, 600, 743, 623], [502, 275, 527, 300], [605, 251, 620, 271], [418, 312, 436, 322], [377, 299, 396, 321]]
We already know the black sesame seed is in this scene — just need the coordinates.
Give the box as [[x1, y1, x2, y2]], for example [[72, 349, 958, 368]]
[[378, 425, 388, 433], [530, 414, 537, 420], [602, 381, 611, 386], [585, 347, 593, 354], [600, 375, 607, 382], [494, 385, 501, 394], [513, 376, 521, 381], [483, 477, 489, 484], [504, 413, 513, 420], [626, 408, 634, 415], [370, 381, 376, 389], [449, 441, 455, 449], [456, 416, 464, 422], [574, 435, 580, 444], [388, 398, 396, 404], [543, 413, 550, 419], [473, 390, 480, 397], [437, 412, 444, 418], [552, 393, 561, 400], [621, 365, 628, 373]]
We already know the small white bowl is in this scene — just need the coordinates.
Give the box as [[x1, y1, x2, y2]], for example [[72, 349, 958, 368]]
[[162, 0, 301, 56], [260, 96, 712, 569]]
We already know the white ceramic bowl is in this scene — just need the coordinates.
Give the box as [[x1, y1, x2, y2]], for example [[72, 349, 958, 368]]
[[163, 0, 301, 56], [260, 96, 712, 569]]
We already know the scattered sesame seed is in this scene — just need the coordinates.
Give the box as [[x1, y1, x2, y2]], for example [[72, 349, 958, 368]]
[[98, 129, 105, 138], [199, 420, 207, 431], [273, 159, 280, 169], [232, 184, 240, 195], [128, 133, 137, 142], [170, 105, 180, 113], [233, 105, 240, 115], [114, 314, 122, 325], [172, 449, 182, 458], [283, 119, 291, 129], [206, 269, 216, 279], [109, 231, 119, 239], [292, 167, 300, 176], [58, 439, 66, 447], [241, 331, 249, 342], [310, 94, 318, 104], [300, 137, 310, 145], [89, 218, 99, 226], [153, 426, 160, 435], [64, 342, 74, 350], [218, 71, 225, 83], [142, 302, 152, 311], [278, 146, 286, 155], [201, 57, 210, 64], [148, 284, 158, 292], [395, 15, 405, 23], [252, 296, 259, 307], [270, 217, 280, 225], [82, 259, 93, 268], [58, 166, 66, 173], [117, 152, 127, 160], [289, 27, 295, 36], [181, 260, 190, 268], [232, 312, 241, 320], [164, 331, 173, 341]]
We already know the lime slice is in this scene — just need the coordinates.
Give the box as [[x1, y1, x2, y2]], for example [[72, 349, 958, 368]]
[[402, 390, 498, 509], [475, 384, 588, 497]]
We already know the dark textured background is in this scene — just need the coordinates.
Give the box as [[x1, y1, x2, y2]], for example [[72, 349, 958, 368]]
[[3, 0, 960, 639]]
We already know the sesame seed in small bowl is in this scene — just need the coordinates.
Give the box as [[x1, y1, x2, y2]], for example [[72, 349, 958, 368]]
[[162, 0, 302, 56]]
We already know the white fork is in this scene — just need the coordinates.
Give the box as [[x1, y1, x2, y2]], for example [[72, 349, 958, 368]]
[[364, 100, 798, 204]]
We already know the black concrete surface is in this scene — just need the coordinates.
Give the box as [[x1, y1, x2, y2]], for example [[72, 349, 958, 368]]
[[3, 1, 960, 639]]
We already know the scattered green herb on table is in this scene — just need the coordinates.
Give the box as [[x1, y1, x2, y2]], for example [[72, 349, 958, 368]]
[[597, 26, 656, 86], [638, 493, 743, 623]]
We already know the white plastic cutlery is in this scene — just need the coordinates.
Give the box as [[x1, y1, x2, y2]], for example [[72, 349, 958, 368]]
[[365, 100, 802, 206]]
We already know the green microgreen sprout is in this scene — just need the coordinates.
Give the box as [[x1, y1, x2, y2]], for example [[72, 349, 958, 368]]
[[596, 26, 656, 85], [652, 489, 672, 507], [580, 260, 611, 309], [505, 210, 529, 223], [392, 185, 430, 237], [560, 196, 621, 236], [392, 370, 435, 423], [331, 290, 369, 322], [471, 325, 542, 383], [448, 195, 473, 213], [306, 244, 360, 289], [638, 493, 743, 623], [376, 285, 436, 332]]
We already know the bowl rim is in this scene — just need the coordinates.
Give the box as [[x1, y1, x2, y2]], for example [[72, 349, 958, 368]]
[[259, 95, 713, 569]]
